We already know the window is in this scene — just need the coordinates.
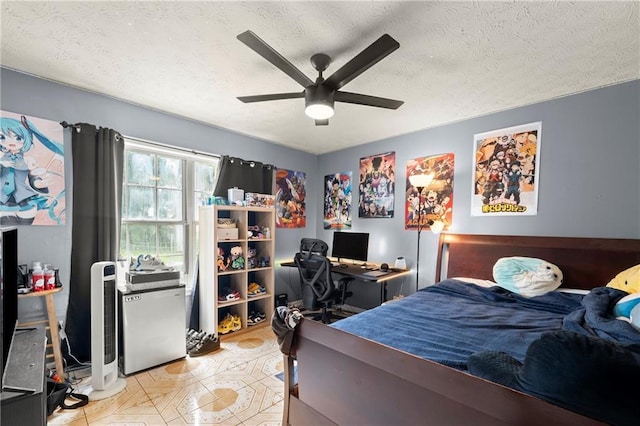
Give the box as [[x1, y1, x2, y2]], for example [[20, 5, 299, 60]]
[[120, 138, 219, 293]]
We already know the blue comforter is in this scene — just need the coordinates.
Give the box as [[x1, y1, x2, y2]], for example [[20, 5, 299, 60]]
[[331, 279, 585, 371], [563, 286, 640, 353]]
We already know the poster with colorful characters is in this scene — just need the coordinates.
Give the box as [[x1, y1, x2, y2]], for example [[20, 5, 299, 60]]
[[275, 168, 306, 228], [323, 171, 352, 229], [0, 110, 65, 226], [405, 153, 454, 230], [471, 122, 541, 216], [359, 151, 395, 218]]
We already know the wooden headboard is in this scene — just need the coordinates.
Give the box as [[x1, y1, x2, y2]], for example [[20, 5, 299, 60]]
[[435, 233, 640, 290]]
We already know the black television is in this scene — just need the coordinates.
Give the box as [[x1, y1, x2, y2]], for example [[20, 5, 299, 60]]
[[1, 227, 18, 389], [331, 231, 369, 263]]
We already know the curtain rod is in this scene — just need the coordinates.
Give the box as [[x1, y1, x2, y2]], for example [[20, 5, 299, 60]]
[[60, 121, 123, 141], [60, 121, 218, 160], [123, 134, 220, 160], [60, 121, 81, 132]]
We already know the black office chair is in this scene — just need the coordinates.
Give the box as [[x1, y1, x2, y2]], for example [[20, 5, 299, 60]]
[[294, 242, 352, 324], [299, 237, 329, 257]]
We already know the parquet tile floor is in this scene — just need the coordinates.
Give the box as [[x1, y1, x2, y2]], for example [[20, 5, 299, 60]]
[[47, 326, 284, 425]]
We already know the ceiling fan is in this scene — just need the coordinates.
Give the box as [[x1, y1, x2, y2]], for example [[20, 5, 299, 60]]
[[236, 30, 404, 126]]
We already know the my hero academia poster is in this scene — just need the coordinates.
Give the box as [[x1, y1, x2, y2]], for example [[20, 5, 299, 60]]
[[359, 151, 395, 218], [324, 171, 352, 229], [471, 122, 541, 216], [405, 153, 454, 231], [1, 110, 65, 226], [275, 168, 306, 228]]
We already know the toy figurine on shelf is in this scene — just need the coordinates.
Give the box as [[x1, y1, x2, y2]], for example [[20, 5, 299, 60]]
[[217, 247, 229, 272], [258, 256, 270, 268], [229, 246, 245, 270], [247, 248, 257, 269], [247, 225, 264, 239]]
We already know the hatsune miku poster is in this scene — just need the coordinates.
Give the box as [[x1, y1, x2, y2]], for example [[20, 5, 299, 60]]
[[323, 171, 352, 229], [359, 151, 395, 218], [275, 168, 306, 228], [471, 122, 541, 216], [0, 110, 65, 226]]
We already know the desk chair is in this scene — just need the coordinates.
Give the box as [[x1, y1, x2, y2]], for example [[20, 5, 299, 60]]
[[294, 251, 353, 324]]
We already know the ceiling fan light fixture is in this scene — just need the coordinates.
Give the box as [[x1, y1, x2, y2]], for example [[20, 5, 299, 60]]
[[305, 101, 334, 120]]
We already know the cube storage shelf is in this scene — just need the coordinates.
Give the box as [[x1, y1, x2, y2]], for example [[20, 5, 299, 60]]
[[198, 205, 275, 338]]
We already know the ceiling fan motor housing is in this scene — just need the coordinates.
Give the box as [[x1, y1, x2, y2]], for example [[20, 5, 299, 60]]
[[305, 84, 335, 119]]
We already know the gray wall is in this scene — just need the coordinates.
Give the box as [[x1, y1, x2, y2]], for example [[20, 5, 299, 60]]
[[318, 80, 640, 307], [0, 68, 317, 322], [2, 67, 638, 317]]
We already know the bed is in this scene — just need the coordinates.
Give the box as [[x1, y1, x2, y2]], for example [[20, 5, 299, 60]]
[[279, 233, 640, 425]]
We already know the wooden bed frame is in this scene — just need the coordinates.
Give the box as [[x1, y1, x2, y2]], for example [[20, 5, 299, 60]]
[[281, 233, 640, 425]]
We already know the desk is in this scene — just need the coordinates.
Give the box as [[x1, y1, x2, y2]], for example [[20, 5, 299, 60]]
[[280, 260, 410, 305], [18, 288, 65, 380]]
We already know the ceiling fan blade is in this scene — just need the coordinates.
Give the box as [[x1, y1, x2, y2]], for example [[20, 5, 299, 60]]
[[335, 91, 404, 109], [315, 119, 329, 126], [324, 34, 399, 90], [237, 31, 314, 88], [237, 92, 305, 103]]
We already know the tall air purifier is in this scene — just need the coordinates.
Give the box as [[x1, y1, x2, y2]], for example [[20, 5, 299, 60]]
[[89, 262, 126, 400]]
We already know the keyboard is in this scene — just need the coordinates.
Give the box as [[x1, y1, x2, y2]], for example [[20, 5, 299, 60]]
[[361, 270, 388, 278]]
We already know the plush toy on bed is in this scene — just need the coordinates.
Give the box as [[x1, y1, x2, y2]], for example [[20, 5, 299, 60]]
[[606, 264, 640, 294], [606, 264, 640, 328], [492, 257, 563, 297]]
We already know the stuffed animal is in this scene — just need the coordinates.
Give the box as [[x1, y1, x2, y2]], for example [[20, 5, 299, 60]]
[[229, 246, 245, 270], [613, 293, 640, 322], [606, 264, 640, 294], [217, 247, 229, 272], [492, 257, 563, 297]]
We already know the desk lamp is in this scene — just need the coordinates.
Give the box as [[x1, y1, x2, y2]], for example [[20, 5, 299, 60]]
[[408, 173, 435, 292]]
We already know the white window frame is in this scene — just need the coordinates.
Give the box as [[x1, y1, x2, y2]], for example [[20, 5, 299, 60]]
[[120, 137, 219, 294]]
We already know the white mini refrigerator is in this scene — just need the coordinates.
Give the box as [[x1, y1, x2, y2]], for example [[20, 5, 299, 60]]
[[118, 285, 186, 375]]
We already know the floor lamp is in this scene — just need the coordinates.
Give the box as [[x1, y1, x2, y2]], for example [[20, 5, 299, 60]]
[[408, 173, 435, 292]]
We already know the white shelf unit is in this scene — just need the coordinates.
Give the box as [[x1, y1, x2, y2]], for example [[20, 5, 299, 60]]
[[198, 205, 275, 338]]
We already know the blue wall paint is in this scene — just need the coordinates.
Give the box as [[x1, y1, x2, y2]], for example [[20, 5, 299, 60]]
[[2, 67, 638, 315]]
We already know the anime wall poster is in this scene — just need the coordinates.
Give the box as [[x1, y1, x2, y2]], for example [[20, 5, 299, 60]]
[[471, 122, 541, 216], [405, 153, 454, 230], [0, 110, 65, 226], [323, 171, 352, 229], [359, 151, 395, 218], [274, 168, 306, 228]]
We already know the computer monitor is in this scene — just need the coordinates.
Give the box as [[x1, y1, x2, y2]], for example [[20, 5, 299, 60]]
[[331, 231, 369, 263]]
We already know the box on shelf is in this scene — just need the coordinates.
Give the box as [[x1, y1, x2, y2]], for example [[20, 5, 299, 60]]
[[126, 270, 180, 291], [217, 228, 239, 240], [228, 187, 244, 204], [245, 193, 275, 208]]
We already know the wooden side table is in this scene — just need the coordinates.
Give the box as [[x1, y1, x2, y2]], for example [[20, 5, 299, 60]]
[[18, 287, 65, 380]]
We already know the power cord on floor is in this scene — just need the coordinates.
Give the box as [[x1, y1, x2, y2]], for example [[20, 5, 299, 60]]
[[59, 323, 91, 373]]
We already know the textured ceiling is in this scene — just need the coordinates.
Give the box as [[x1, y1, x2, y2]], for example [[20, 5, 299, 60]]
[[1, 1, 638, 155]]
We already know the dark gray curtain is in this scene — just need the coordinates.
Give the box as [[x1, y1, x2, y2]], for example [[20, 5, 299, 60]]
[[213, 156, 275, 197], [65, 123, 124, 363]]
